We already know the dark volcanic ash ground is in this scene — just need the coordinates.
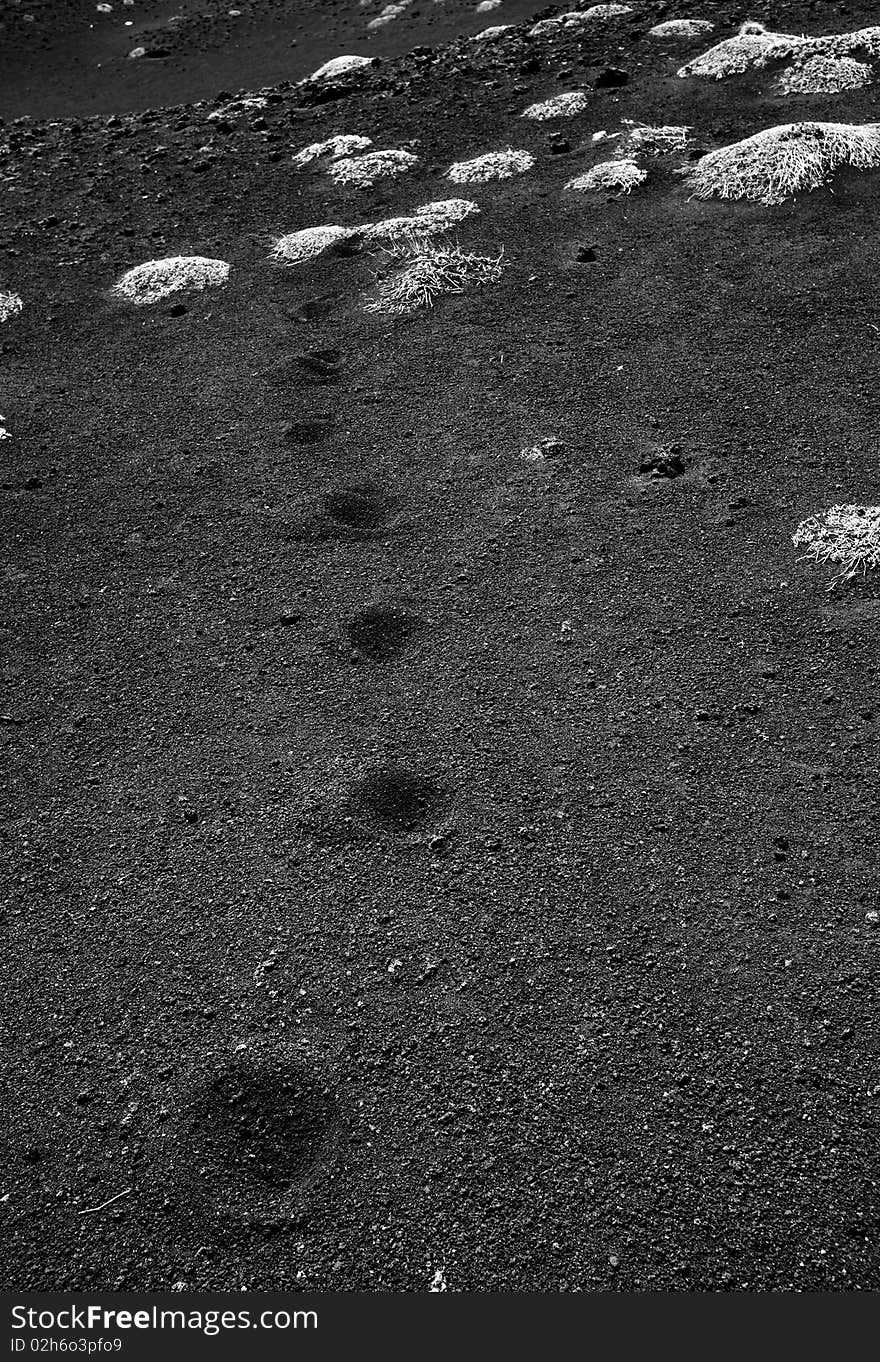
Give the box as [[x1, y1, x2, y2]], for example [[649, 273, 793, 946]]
[[1, 1, 880, 1292]]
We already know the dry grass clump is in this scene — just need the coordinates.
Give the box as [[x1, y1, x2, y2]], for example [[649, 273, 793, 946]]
[[361, 198, 479, 243], [447, 148, 535, 182], [365, 235, 506, 314], [686, 121, 880, 203], [292, 134, 373, 167], [0, 418, 10, 442], [779, 54, 872, 95], [111, 256, 230, 305], [476, 0, 502, 11], [649, 19, 714, 39], [328, 148, 419, 187], [271, 225, 355, 264], [793, 505, 880, 585], [565, 158, 647, 193], [621, 120, 690, 154], [0, 290, 23, 322], [678, 21, 804, 78], [522, 91, 591, 120], [304, 55, 374, 82]]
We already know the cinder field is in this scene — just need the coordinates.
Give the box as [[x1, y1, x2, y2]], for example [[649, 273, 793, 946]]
[[1, 0, 879, 1292]]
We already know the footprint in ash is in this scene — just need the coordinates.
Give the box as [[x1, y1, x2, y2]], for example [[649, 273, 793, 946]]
[[353, 765, 449, 835], [281, 415, 336, 445], [344, 603, 421, 662], [190, 1055, 339, 1192], [266, 349, 343, 387], [322, 481, 397, 536]]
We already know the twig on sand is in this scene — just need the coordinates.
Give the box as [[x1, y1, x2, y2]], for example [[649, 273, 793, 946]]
[[77, 1188, 133, 1216]]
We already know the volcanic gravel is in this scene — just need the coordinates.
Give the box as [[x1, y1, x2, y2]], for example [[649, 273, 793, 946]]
[[1, 0, 880, 1293]]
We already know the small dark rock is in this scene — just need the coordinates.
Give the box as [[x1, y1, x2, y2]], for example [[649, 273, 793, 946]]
[[639, 448, 686, 479], [595, 68, 629, 88]]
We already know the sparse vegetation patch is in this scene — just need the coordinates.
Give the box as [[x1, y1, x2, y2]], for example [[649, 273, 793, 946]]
[[621, 121, 691, 155], [472, 26, 512, 41], [780, 54, 873, 95], [581, 4, 632, 17], [365, 236, 506, 314], [327, 148, 419, 187], [361, 198, 479, 244], [304, 54, 374, 82], [686, 121, 880, 203], [793, 505, 880, 585], [565, 158, 647, 193], [522, 91, 591, 120], [649, 19, 714, 39], [529, 13, 592, 39], [111, 256, 230, 305], [447, 148, 534, 182], [292, 134, 373, 167], [679, 20, 880, 80], [0, 291, 23, 322], [678, 21, 805, 78], [271, 224, 356, 264]]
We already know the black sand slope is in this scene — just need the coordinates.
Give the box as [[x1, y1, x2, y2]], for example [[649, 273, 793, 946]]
[[2, 2, 880, 1291], [0, 0, 545, 119]]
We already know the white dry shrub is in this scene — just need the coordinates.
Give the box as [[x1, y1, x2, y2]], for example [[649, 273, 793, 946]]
[[271, 224, 355, 264], [649, 19, 714, 39], [522, 91, 591, 120], [679, 21, 880, 80], [0, 419, 10, 442], [292, 134, 373, 167], [622, 120, 690, 154], [365, 235, 506, 314], [305, 55, 373, 82], [678, 21, 805, 78], [529, 14, 590, 39], [0, 291, 24, 322], [413, 198, 479, 226], [476, 0, 502, 12], [793, 505, 880, 585], [686, 120, 880, 204], [207, 95, 268, 121], [111, 256, 230, 305], [472, 25, 512, 40], [328, 148, 419, 186], [361, 198, 479, 243], [814, 26, 880, 59], [368, 3, 409, 30], [565, 158, 647, 193], [447, 147, 534, 182], [581, 4, 632, 17], [779, 54, 872, 95]]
